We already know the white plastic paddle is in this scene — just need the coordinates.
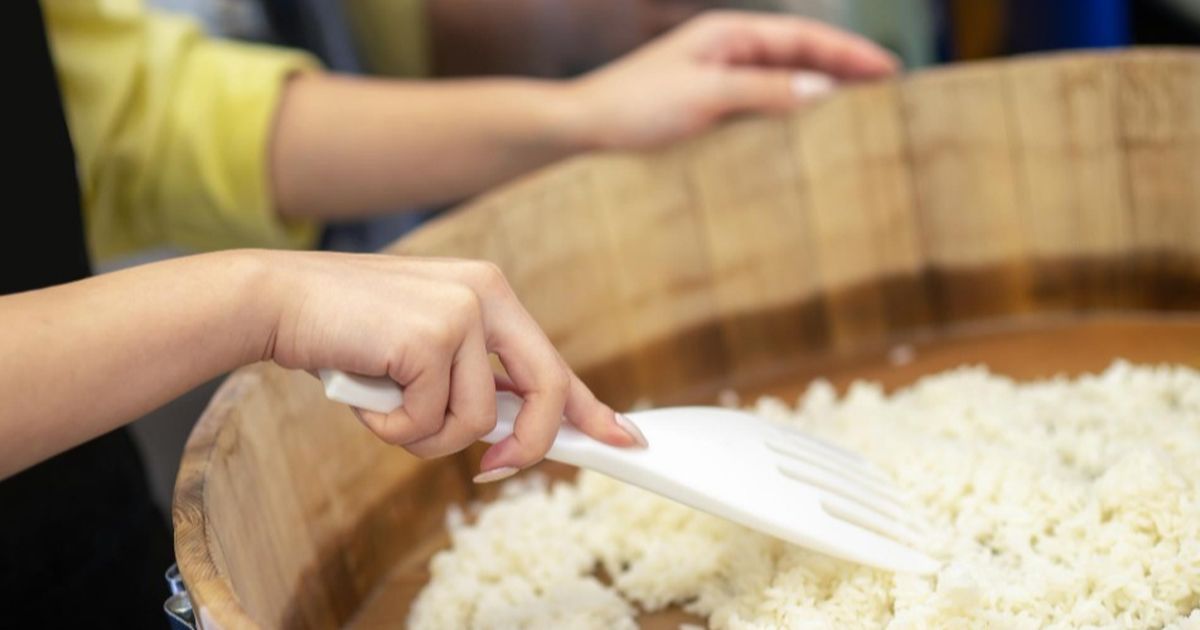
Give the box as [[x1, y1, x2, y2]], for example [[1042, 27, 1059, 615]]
[[318, 369, 939, 574]]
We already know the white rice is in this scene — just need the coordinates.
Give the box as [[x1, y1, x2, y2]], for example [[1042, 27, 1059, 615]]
[[409, 362, 1200, 629]]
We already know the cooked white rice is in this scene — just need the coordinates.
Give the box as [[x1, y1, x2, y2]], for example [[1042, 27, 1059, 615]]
[[409, 362, 1200, 629]]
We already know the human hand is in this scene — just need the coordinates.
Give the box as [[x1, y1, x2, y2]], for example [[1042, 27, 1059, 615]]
[[261, 252, 646, 481], [566, 10, 900, 149]]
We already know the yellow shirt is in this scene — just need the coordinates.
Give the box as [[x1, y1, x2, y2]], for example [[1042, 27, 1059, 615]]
[[42, 0, 322, 261]]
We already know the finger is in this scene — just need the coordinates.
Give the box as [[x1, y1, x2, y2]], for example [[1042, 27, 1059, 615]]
[[699, 12, 900, 79], [476, 316, 571, 475], [708, 67, 835, 114], [362, 340, 451, 444], [403, 325, 497, 459], [493, 360, 646, 448], [354, 403, 437, 447], [562, 371, 647, 448], [427, 260, 571, 476], [390, 350, 452, 444]]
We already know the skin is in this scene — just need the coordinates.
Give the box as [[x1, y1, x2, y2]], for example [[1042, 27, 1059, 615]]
[[1, 11, 897, 481], [270, 11, 898, 218], [0, 252, 632, 480]]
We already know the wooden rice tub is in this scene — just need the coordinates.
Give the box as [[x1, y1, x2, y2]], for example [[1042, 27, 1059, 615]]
[[174, 48, 1200, 629]]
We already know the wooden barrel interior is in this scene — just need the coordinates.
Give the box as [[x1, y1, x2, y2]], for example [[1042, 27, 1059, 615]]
[[174, 49, 1200, 629], [345, 315, 1200, 629]]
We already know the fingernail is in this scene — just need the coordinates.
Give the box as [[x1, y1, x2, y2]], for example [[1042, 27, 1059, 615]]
[[614, 413, 649, 449], [472, 466, 519, 484], [792, 71, 835, 100]]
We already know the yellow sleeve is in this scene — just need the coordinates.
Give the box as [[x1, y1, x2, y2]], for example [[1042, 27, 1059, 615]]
[[42, 0, 323, 262]]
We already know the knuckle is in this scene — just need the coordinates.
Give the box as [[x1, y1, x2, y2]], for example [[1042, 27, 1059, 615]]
[[407, 425, 471, 460], [447, 279, 480, 306], [383, 347, 411, 380], [375, 423, 413, 447], [442, 285, 482, 333], [507, 440, 544, 466], [468, 411, 497, 438], [432, 326, 460, 351], [421, 314, 464, 350], [545, 367, 571, 398], [413, 410, 446, 438], [513, 411, 563, 462], [403, 442, 436, 459], [527, 431, 556, 458], [379, 409, 441, 446], [468, 261, 510, 296], [410, 442, 459, 460]]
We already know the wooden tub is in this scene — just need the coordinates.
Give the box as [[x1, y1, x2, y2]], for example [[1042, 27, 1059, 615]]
[[173, 49, 1200, 629]]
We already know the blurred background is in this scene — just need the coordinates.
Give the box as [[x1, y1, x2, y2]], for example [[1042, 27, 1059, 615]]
[[126, 0, 1200, 511]]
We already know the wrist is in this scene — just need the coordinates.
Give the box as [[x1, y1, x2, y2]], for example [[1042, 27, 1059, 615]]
[[542, 80, 604, 153], [219, 249, 288, 365]]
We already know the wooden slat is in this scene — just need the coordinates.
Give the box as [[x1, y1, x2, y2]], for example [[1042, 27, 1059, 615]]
[[1004, 52, 1136, 309], [1117, 50, 1200, 255], [794, 83, 928, 348], [684, 116, 822, 376]]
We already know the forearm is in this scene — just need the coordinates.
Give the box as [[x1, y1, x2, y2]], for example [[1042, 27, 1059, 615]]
[[0, 251, 274, 478], [270, 75, 590, 220]]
